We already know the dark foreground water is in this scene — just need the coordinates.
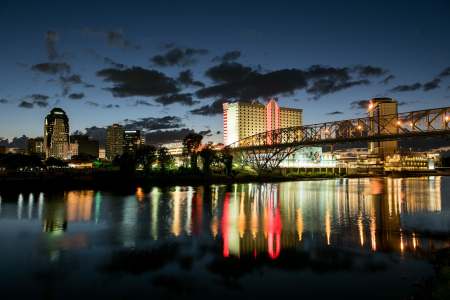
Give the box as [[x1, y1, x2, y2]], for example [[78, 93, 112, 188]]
[[0, 177, 449, 299]]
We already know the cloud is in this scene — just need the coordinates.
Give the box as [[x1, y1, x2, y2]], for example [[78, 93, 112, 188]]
[[104, 57, 125, 69], [83, 28, 140, 49], [58, 74, 89, 95], [84, 126, 107, 145], [205, 62, 255, 83], [45, 31, 59, 61], [154, 93, 199, 106], [124, 116, 184, 131], [18, 101, 34, 108], [390, 82, 422, 92], [327, 111, 344, 115], [145, 128, 195, 145], [150, 47, 208, 67], [422, 78, 441, 91], [134, 100, 155, 106], [306, 79, 369, 99], [198, 129, 212, 136], [97, 67, 179, 97], [212, 50, 241, 63], [86, 101, 99, 107], [380, 74, 395, 85], [68, 92, 85, 100], [104, 104, 120, 109], [31, 62, 71, 75], [177, 70, 204, 87], [0, 98, 8, 104], [350, 100, 369, 110], [438, 67, 450, 78], [190, 99, 227, 116], [352, 65, 388, 77]]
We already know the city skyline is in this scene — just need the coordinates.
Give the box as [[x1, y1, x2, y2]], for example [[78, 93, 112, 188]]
[[1, 0, 450, 145]]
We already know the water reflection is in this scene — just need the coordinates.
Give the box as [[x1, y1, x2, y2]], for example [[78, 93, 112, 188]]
[[0, 177, 449, 258]]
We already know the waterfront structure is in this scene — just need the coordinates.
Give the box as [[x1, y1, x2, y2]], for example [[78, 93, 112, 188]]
[[44, 108, 70, 160], [106, 124, 124, 160], [70, 135, 99, 158], [279, 147, 338, 169], [27, 137, 44, 157], [223, 98, 303, 145], [124, 130, 144, 154], [368, 98, 399, 157]]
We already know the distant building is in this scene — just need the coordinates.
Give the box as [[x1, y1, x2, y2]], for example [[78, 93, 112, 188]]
[[279, 147, 338, 168], [368, 98, 398, 157], [70, 135, 99, 158], [98, 147, 106, 159], [223, 98, 303, 146], [44, 108, 70, 160], [27, 137, 45, 157], [106, 124, 124, 160], [124, 130, 144, 154]]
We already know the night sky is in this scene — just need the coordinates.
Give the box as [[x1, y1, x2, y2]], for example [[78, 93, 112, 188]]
[[1, 0, 449, 144]]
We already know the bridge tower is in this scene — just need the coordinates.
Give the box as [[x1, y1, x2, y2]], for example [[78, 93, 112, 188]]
[[368, 98, 398, 157]]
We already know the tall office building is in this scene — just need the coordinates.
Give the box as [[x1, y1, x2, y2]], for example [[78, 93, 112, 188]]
[[124, 130, 144, 154], [106, 124, 124, 160], [368, 97, 398, 157], [44, 108, 70, 160], [27, 137, 45, 157], [70, 135, 99, 158], [223, 98, 303, 146]]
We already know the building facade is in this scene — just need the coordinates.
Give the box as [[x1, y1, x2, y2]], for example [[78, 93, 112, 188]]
[[124, 130, 144, 154], [368, 98, 398, 157], [44, 108, 70, 160], [27, 137, 45, 157], [223, 98, 303, 146], [106, 124, 124, 160], [70, 135, 99, 158]]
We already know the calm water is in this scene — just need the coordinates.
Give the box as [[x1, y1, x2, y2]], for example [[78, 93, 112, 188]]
[[1, 177, 450, 299]]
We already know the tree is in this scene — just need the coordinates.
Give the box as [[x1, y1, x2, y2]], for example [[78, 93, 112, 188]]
[[199, 144, 216, 175], [114, 152, 136, 174], [157, 147, 174, 172], [220, 148, 234, 176], [182, 133, 203, 170], [0, 154, 43, 171], [45, 157, 68, 168], [135, 145, 157, 174]]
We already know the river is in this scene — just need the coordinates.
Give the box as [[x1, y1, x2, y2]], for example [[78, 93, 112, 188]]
[[0, 176, 449, 299]]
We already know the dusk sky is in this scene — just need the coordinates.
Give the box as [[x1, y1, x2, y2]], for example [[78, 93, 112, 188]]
[[1, 0, 449, 143]]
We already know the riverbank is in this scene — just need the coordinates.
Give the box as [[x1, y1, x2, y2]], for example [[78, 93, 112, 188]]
[[0, 169, 449, 192]]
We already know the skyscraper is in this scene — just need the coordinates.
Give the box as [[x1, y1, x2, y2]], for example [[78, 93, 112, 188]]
[[368, 97, 399, 157], [223, 98, 303, 146], [106, 124, 124, 160], [124, 130, 144, 154], [44, 108, 70, 160]]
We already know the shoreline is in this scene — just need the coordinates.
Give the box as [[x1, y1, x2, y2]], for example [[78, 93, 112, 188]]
[[0, 170, 448, 192]]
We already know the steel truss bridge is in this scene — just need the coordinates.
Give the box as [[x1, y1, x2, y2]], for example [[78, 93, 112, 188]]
[[226, 106, 450, 171]]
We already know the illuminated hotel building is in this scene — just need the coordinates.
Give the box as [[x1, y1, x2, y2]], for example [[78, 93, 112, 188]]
[[368, 98, 398, 157], [106, 124, 124, 160], [223, 98, 303, 146], [44, 108, 70, 160]]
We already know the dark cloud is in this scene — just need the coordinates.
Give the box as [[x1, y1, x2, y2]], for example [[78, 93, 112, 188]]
[[212, 50, 241, 63], [97, 67, 179, 97], [327, 111, 344, 115], [438, 67, 450, 78], [68, 92, 85, 100], [154, 93, 199, 106], [58, 74, 87, 95], [86, 101, 99, 107], [390, 82, 422, 92], [352, 65, 388, 77], [84, 126, 107, 145], [104, 57, 125, 69], [30, 94, 49, 101], [177, 70, 204, 87], [151, 47, 208, 67], [307, 79, 369, 99], [380, 74, 395, 85], [350, 100, 369, 110], [31, 62, 71, 75], [145, 128, 195, 145], [422, 78, 441, 91], [0, 98, 8, 104], [104, 104, 120, 109], [205, 62, 255, 83], [134, 100, 155, 106], [190, 99, 227, 116], [124, 116, 184, 131], [83, 28, 140, 49], [18, 101, 34, 109], [198, 129, 212, 136]]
